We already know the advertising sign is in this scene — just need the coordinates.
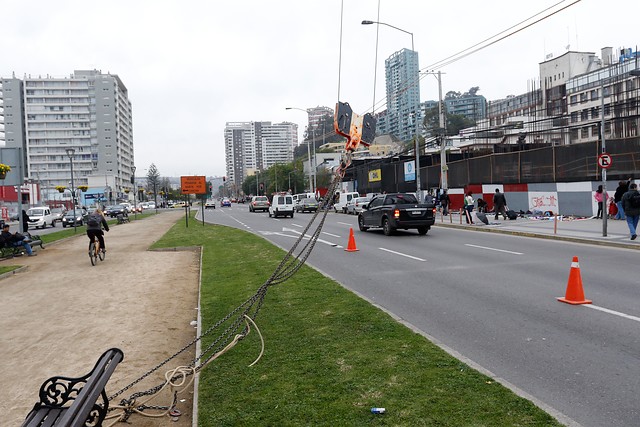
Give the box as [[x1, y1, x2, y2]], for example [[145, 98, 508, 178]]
[[368, 169, 381, 182], [404, 161, 416, 182]]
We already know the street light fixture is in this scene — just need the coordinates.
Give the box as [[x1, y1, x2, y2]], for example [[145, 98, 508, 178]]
[[361, 20, 421, 200], [65, 148, 77, 233], [285, 107, 315, 193]]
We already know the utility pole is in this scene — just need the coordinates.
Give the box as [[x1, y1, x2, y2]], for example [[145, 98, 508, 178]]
[[601, 83, 607, 237], [438, 71, 448, 191]]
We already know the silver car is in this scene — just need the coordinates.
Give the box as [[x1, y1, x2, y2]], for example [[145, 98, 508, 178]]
[[346, 197, 371, 215]]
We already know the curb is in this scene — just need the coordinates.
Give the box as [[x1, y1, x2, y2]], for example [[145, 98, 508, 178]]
[[0, 265, 29, 281], [433, 222, 640, 250]]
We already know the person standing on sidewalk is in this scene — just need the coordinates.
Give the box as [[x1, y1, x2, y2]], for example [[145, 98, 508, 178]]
[[621, 183, 640, 240], [493, 188, 508, 220], [614, 178, 631, 220], [464, 191, 475, 224], [594, 185, 608, 219]]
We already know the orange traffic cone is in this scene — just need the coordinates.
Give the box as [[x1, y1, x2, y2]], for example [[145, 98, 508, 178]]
[[345, 227, 359, 252], [557, 256, 592, 305]]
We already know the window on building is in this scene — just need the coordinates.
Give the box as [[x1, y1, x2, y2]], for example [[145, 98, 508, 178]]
[[581, 127, 589, 138], [570, 112, 578, 123], [590, 89, 598, 101], [580, 110, 589, 121]]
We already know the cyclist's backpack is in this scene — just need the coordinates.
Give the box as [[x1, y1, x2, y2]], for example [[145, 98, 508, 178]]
[[87, 214, 101, 227], [630, 192, 640, 209]]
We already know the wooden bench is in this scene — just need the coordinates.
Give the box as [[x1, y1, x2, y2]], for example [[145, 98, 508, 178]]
[[22, 348, 124, 427]]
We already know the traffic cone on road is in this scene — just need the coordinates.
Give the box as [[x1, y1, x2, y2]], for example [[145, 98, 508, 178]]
[[557, 256, 592, 305], [345, 227, 359, 252]]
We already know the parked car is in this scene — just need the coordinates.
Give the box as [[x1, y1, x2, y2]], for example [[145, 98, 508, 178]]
[[249, 196, 270, 212], [346, 197, 371, 215], [333, 191, 360, 213], [268, 194, 294, 218], [221, 198, 232, 207], [358, 193, 436, 235], [26, 206, 56, 229], [104, 205, 127, 218], [204, 199, 216, 209], [295, 197, 319, 213], [172, 201, 187, 208], [61, 210, 87, 227]]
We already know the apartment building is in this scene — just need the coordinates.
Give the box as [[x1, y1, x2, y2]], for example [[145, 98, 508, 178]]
[[224, 121, 298, 189], [377, 48, 421, 142], [0, 70, 134, 201]]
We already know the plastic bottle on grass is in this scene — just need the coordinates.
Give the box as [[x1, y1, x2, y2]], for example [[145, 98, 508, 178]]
[[371, 407, 386, 414]]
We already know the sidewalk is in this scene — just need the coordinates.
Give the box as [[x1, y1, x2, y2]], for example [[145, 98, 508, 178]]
[[434, 211, 640, 250], [1, 211, 199, 427]]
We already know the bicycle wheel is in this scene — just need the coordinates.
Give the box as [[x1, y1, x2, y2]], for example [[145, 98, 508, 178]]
[[89, 241, 96, 266], [98, 246, 105, 261]]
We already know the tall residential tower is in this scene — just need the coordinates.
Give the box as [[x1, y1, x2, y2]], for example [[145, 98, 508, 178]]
[[0, 70, 134, 201]]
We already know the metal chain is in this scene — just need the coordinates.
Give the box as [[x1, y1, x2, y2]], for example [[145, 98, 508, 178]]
[[107, 169, 345, 417]]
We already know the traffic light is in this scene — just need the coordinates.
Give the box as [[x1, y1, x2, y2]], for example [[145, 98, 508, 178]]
[[223, 176, 226, 182]]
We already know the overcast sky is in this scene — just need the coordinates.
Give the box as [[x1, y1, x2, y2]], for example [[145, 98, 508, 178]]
[[1, 0, 637, 178]]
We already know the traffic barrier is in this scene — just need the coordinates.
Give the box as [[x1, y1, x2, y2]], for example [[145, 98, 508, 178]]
[[557, 256, 592, 305], [345, 227, 359, 252]]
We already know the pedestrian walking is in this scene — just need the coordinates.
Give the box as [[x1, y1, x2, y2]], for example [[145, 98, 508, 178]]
[[493, 188, 508, 220], [464, 191, 475, 224], [614, 178, 631, 220], [594, 185, 608, 219], [440, 190, 450, 216], [621, 183, 640, 240]]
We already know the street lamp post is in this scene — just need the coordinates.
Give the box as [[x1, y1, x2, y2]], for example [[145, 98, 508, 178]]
[[131, 166, 137, 220], [285, 107, 314, 193], [362, 20, 421, 200], [65, 148, 77, 233]]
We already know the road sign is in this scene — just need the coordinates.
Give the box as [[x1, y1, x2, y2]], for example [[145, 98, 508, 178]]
[[180, 176, 207, 194], [598, 153, 612, 169]]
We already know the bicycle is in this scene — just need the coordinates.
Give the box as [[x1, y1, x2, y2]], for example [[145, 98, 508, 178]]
[[88, 236, 105, 266]]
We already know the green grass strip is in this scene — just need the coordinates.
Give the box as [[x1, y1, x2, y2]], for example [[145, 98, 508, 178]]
[[154, 219, 561, 427]]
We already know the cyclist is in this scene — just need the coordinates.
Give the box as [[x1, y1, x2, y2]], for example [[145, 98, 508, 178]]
[[86, 208, 109, 254]]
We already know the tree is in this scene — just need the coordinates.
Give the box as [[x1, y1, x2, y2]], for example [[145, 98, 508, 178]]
[[146, 163, 161, 207], [423, 106, 475, 137]]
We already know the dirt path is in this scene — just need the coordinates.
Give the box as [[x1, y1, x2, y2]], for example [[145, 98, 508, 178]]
[[0, 211, 199, 427]]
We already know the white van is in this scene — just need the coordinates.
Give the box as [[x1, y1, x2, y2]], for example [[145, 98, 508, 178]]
[[269, 194, 295, 218], [334, 192, 360, 213]]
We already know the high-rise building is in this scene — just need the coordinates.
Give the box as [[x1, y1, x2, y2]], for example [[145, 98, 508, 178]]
[[382, 48, 421, 142], [0, 70, 134, 200], [224, 121, 297, 189]]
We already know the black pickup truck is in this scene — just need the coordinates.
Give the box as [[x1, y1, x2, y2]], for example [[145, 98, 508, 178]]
[[357, 193, 436, 235]]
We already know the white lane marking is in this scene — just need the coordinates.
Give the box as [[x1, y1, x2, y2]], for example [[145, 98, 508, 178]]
[[291, 223, 303, 228], [584, 304, 640, 323], [464, 244, 523, 255], [378, 247, 426, 262], [322, 231, 341, 238], [337, 222, 352, 226], [226, 215, 251, 229], [282, 227, 341, 247]]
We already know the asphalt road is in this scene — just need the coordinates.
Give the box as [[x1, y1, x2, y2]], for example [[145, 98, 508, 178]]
[[201, 204, 640, 427]]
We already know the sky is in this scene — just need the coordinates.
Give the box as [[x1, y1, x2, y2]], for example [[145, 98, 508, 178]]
[[1, 0, 638, 178]]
